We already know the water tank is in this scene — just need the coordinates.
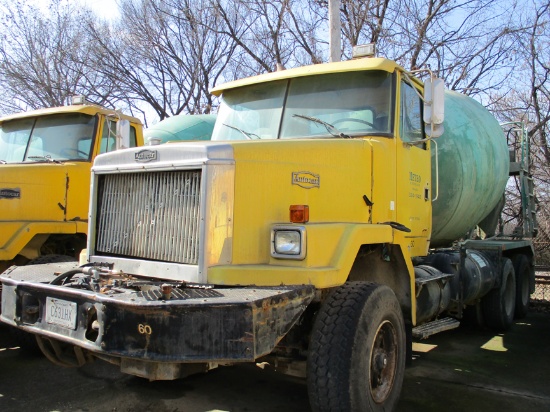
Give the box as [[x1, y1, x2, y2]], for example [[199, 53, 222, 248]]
[[430, 91, 509, 247]]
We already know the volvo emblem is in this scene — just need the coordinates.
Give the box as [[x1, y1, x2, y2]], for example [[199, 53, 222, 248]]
[[292, 171, 320, 189], [135, 149, 157, 162]]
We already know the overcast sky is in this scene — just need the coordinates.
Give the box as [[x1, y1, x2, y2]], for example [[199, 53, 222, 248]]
[[80, 0, 120, 20]]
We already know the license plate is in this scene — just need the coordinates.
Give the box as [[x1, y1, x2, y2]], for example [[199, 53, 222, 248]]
[[45, 297, 77, 329]]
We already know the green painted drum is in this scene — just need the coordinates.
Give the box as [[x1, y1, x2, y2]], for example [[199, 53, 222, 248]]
[[144, 114, 216, 144], [430, 91, 509, 247]]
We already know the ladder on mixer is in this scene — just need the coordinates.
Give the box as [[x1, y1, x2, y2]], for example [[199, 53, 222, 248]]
[[504, 122, 537, 238]]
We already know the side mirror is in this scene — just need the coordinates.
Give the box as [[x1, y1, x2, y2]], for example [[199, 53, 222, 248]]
[[116, 119, 130, 150], [424, 78, 445, 138]]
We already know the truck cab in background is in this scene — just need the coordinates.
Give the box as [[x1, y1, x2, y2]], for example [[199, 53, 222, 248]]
[[0, 98, 144, 273]]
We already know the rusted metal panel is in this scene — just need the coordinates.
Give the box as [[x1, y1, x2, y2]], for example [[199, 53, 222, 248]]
[[0, 266, 315, 363]]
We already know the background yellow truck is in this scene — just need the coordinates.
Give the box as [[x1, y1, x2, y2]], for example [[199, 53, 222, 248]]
[[0, 97, 144, 273], [0, 50, 536, 412], [0, 107, 215, 274]]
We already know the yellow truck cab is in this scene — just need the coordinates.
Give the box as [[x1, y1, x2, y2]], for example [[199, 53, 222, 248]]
[[0, 98, 144, 272]]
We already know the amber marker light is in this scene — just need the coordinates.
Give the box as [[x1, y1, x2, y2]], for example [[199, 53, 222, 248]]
[[290, 205, 309, 223]]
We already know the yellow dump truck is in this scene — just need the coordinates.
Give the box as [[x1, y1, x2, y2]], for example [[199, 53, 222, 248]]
[[0, 98, 144, 273], [1, 50, 536, 411]]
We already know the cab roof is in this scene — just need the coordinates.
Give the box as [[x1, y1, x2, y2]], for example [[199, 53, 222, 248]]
[[211, 58, 407, 96], [0, 104, 143, 125]]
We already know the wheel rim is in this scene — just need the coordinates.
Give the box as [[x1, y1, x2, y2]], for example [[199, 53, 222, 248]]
[[370, 320, 398, 404]]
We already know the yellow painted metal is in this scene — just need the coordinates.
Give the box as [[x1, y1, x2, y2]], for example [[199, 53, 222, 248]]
[[0, 105, 143, 262], [208, 59, 431, 323], [394, 74, 432, 257], [208, 223, 394, 288], [211, 58, 400, 96], [203, 164, 235, 270], [228, 139, 376, 265], [0, 222, 86, 260], [204, 135, 413, 277], [0, 162, 90, 259], [0, 104, 142, 124], [205, 130, 420, 320]]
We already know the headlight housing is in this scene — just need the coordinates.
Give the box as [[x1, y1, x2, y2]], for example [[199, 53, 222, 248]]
[[271, 225, 306, 260]]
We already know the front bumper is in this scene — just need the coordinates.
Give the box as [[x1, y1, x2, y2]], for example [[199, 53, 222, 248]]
[[0, 263, 315, 363]]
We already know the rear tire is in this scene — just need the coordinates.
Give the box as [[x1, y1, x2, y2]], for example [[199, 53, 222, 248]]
[[481, 258, 516, 331], [307, 282, 406, 412], [512, 254, 531, 319]]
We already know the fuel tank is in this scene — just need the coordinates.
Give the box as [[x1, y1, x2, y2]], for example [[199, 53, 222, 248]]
[[430, 91, 509, 247]]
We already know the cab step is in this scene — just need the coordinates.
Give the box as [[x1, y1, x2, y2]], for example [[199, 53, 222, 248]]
[[412, 317, 460, 340]]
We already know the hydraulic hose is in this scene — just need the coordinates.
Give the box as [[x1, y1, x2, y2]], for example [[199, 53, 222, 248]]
[[49, 269, 85, 285]]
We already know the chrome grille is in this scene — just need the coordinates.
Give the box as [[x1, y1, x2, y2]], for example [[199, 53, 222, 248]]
[[95, 170, 202, 264]]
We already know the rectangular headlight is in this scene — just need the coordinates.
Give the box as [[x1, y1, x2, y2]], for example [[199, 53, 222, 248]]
[[271, 225, 306, 260], [275, 230, 301, 254]]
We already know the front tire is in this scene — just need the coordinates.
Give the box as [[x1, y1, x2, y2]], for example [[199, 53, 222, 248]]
[[307, 282, 406, 412]]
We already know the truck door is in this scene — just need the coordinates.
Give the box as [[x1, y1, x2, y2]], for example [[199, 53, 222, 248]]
[[395, 79, 432, 256]]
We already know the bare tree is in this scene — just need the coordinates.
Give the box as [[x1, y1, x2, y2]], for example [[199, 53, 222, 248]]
[[85, 0, 236, 124], [209, 0, 326, 77], [312, 1, 524, 100], [491, 1, 550, 264], [286, 0, 326, 65], [337, 0, 390, 49], [525, 2, 550, 165], [0, 0, 116, 114]]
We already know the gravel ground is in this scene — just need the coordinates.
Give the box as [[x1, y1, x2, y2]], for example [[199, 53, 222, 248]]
[[533, 271, 550, 312], [2, 312, 550, 412]]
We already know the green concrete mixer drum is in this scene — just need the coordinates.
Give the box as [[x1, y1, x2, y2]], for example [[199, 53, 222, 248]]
[[430, 90, 509, 247], [144, 114, 216, 144]]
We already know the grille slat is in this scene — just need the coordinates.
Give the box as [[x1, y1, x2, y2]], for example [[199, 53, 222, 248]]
[[96, 171, 202, 264]]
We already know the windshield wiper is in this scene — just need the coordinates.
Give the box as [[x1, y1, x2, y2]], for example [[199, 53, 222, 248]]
[[223, 123, 260, 140], [293, 114, 350, 139], [28, 155, 63, 164]]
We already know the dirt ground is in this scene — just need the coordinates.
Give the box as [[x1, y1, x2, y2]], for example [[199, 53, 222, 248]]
[[0, 311, 549, 412]]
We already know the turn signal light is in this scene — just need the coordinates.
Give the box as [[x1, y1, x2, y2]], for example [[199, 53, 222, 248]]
[[290, 205, 309, 223]]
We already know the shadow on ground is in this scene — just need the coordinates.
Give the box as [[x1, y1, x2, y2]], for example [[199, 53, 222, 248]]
[[1, 312, 549, 411]]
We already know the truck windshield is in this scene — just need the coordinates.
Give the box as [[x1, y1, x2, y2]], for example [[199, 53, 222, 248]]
[[212, 70, 394, 140], [0, 113, 96, 163]]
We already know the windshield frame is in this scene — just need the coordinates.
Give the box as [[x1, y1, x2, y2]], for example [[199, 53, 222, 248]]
[[212, 70, 396, 141], [0, 113, 99, 164]]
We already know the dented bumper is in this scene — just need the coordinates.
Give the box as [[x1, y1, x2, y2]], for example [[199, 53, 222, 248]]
[[0, 263, 315, 363]]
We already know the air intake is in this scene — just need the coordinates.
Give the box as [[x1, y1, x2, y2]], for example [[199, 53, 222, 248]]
[[95, 170, 202, 264]]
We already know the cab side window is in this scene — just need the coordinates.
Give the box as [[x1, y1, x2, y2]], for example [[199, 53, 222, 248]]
[[400, 81, 424, 145], [99, 119, 138, 154], [129, 126, 137, 147]]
